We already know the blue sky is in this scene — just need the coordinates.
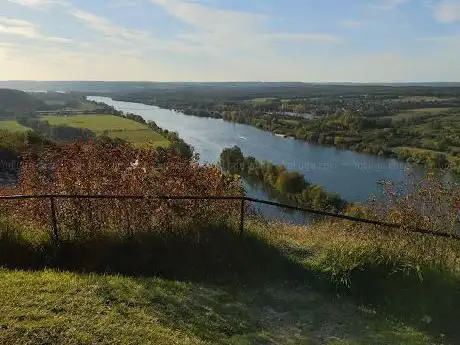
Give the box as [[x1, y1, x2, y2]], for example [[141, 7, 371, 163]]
[[0, 0, 459, 81]]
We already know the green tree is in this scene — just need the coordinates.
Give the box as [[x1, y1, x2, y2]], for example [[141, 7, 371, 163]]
[[275, 171, 305, 194], [220, 146, 244, 174]]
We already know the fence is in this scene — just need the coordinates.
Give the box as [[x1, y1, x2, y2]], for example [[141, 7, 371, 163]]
[[0, 194, 458, 241]]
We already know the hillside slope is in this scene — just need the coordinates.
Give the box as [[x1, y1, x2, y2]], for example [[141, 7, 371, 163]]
[[0, 89, 45, 116], [0, 269, 433, 345]]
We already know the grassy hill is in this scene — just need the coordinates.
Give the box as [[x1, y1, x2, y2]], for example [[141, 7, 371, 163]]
[[0, 216, 456, 345], [0, 268, 433, 345], [0, 89, 45, 116]]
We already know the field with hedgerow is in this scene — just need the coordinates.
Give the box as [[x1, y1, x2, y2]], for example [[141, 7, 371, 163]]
[[0, 140, 460, 344]]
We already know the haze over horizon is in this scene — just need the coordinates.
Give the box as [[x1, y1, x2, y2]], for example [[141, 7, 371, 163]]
[[1, 0, 460, 82]]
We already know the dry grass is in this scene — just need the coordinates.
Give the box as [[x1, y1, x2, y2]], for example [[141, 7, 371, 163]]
[[255, 219, 460, 285]]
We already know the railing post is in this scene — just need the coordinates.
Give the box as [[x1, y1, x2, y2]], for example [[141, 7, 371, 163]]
[[239, 198, 245, 235], [50, 197, 59, 244]]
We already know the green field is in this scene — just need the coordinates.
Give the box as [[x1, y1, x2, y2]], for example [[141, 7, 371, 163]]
[[43, 115, 170, 147], [249, 97, 279, 104], [392, 107, 452, 120], [73, 100, 103, 111], [394, 146, 455, 158], [0, 120, 30, 132], [280, 119, 300, 126]]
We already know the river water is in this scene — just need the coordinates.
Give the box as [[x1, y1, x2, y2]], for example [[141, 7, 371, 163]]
[[89, 96, 420, 209]]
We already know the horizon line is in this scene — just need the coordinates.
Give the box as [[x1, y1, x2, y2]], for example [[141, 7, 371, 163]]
[[2, 80, 460, 85]]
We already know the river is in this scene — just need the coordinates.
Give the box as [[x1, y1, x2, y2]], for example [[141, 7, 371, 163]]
[[89, 96, 420, 208]]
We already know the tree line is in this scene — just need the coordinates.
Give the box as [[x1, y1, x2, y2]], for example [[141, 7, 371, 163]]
[[220, 146, 347, 212]]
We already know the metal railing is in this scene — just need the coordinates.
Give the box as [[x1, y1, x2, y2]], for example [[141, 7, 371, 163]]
[[0, 194, 458, 241]]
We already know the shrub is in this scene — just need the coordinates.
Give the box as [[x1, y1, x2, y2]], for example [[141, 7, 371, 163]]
[[1, 141, 243, 242], [366, 173, 460, 236]]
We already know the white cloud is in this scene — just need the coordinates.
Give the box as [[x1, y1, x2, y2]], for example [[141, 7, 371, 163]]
[[6, 0, 64, 7], [7, 0, 206, 54], [420, 34, 460, 42], [108, 0, 139, 8], [432, 1, 460, 23], [267, 33, 342, 43], [69, 8, 201, 54], [71, 9, 146, 42], [2, 0, 460, 82], [371, 0, 410, 11], [149, 0, 341, 57], [340, 20, 364, 28], [0, 16, 70, 42], [1, 35, 460, 82], [150, 0, 267, 34]]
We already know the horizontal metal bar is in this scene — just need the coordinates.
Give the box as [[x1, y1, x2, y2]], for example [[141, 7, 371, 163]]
[[0, 194, 458, 240], [244, 197, 460, 240], [0, 195, 244, 201]]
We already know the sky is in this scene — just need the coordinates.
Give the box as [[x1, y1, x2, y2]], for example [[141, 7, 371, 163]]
[[0, 0, 459, 82]]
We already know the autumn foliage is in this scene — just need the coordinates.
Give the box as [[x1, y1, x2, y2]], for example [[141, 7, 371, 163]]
[[362, 173, 460, 236], [1, 140, 243, 241]]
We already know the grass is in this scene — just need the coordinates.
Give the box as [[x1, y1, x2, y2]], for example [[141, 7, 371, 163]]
[[393, 108, 452, 120], [393, 146, 452, 158], [0, 121, 30, 133], [393, 146, 459, 168], [280, 119, 300, 126], [72, 100, 103, 111], [43, 115, 150, 131], [42, 115, 169, 147], [106, 130, 170, 148], [0, 269, 435, 345], [399, 96, 450, 102], [0, 212, 458, 344], [249, 97, 279, 104], [254, 219, 460, 343], [394, 146, 441, 154]]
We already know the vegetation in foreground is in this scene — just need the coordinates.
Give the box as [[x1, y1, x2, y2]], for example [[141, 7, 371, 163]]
[[0, 215, 458, 344], [0, 268, 436, 345], [0, 141, 459, 344]]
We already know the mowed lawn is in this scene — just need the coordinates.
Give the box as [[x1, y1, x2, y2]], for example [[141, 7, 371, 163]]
[[0, 120, 30, 132], [43, 115, 170, 148]]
